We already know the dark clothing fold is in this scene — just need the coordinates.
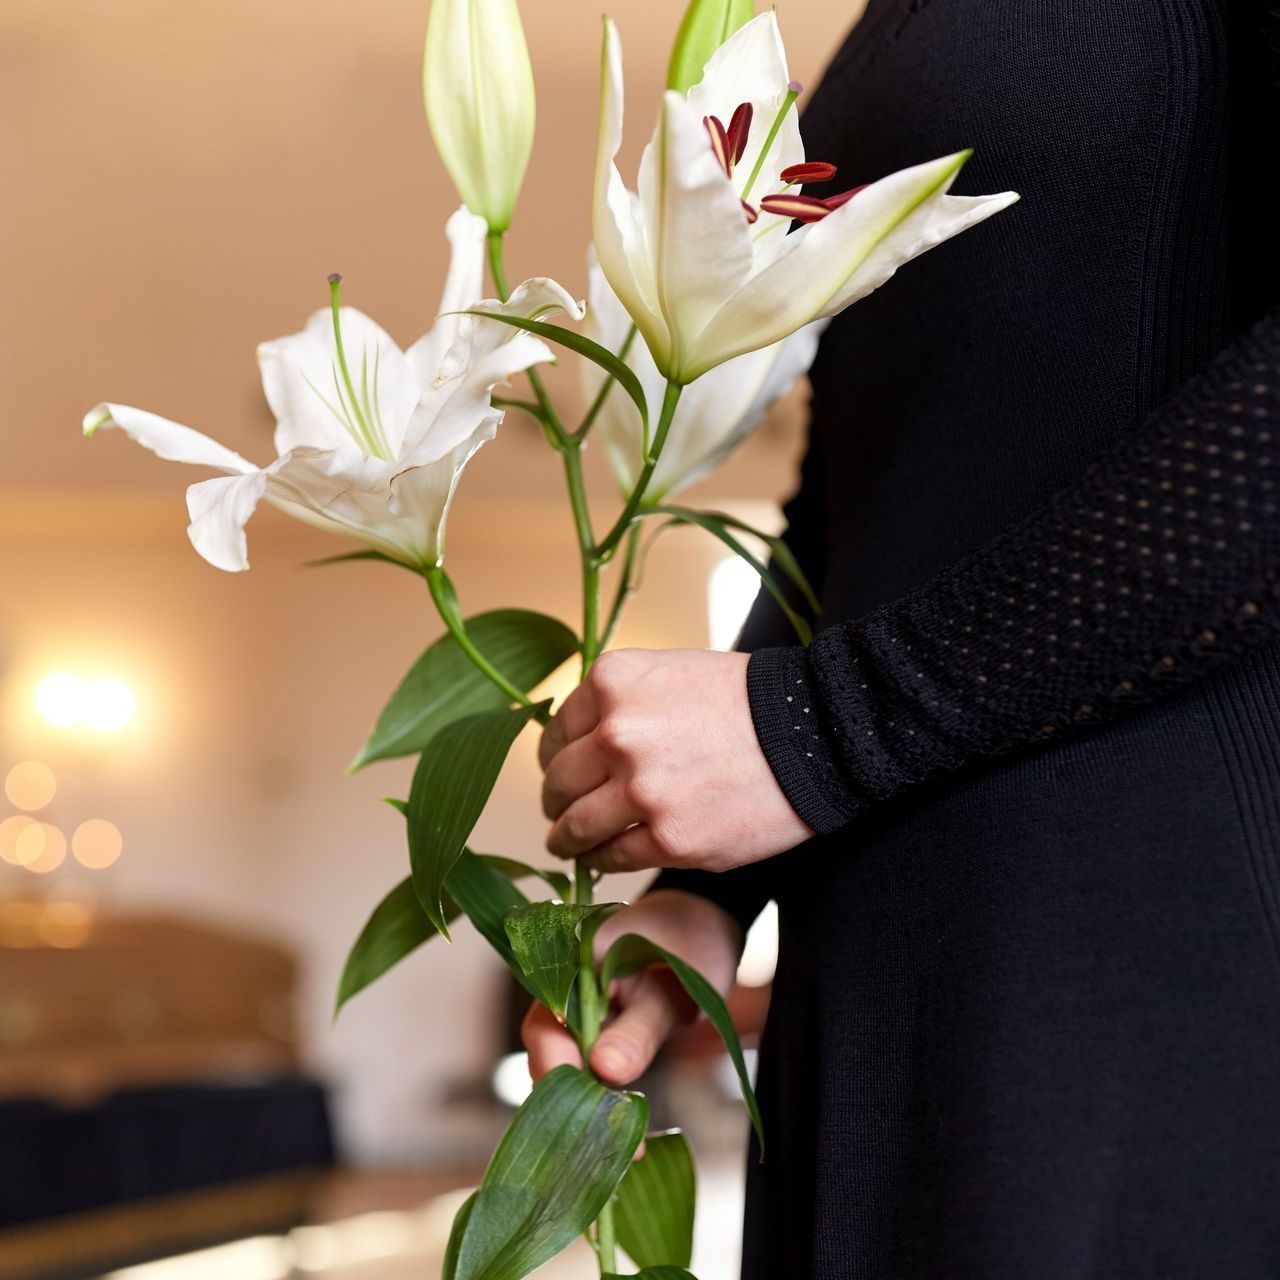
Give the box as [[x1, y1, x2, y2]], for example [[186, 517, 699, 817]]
[[656, 1, 1280, 1274]]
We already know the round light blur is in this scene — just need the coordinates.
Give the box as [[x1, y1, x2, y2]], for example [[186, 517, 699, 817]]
[[84, 679, 136, 732], [34, 672, 86, 728], [0, 815, 37, 866], [4, 761, 56, 812], [16, 822, 67, 873], [72, 819, 123, 870]]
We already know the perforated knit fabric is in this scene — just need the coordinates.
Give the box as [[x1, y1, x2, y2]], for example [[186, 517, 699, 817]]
[[751, 312, 1280, 834]]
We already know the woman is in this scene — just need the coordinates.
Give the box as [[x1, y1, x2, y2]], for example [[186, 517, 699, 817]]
[[527, 2, 1280, 1275]]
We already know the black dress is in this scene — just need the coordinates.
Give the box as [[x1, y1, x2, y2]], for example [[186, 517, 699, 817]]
[[656, 2, 1280, 1275]]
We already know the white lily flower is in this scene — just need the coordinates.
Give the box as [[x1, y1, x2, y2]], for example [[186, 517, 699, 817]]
[[594, 13, 1019, 384], [584, 259, 824, 499], [424, 0, 536, 232], [84, 208, 583, 573]]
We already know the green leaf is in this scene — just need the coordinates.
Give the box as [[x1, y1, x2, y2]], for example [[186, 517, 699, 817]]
[[605, 1270, 698, 1280], [334, 878, 460, 1016], [601, 934, 763, 1150], [667, 0, 754, 93], [335, 840, 566, 1015], [653, 506, 813, 645], [461, 310, 650, 450], [447, 851, 541, 997], [615, 1130, 696, 1269], [305, 548, 407, 570], [409, 701, 548, 937], [502, 902, 614, 1023], [453, 1065, 648, 1280], [481, 856, 572, 902], [443, 1192, 478, 1280], [694, 508, 822, 615], [352, 610, 576, 770]]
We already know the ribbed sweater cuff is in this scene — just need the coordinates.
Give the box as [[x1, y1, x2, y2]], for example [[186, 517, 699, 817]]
[[747, 646, 860, 835]]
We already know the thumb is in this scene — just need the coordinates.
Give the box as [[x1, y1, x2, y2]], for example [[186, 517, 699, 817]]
[[589, 971, 683, 1087]]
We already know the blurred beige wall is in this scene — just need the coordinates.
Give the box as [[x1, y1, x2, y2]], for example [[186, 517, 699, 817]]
[[0, 0, 860, 1161]]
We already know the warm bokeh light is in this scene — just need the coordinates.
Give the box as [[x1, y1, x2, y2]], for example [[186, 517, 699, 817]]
[[34, 671, 87, 727], [37, 898, 96, 949], [72, 818, 124, 870], [4, 760, 57, 811], [0, 814, 37, 866], [15, 821, 67, 873], [33, 672, 137, 732], [84, 678, 137, 732]]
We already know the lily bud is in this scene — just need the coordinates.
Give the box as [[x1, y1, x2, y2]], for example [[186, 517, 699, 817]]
[[667, 0, 754, 93], [424, 0, 536, 233]]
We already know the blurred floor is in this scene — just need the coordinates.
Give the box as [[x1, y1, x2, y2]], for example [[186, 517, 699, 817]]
[[94, 1162, 744, 1280]]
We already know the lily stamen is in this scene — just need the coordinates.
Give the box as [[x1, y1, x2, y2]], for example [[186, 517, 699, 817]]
[[739, 80, 803, 202], [781, 162, 838, 185], [704, 115, 732, 178], [327, 273, 393, 461]]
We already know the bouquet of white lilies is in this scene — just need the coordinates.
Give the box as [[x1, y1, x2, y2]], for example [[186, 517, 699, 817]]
[[85, 1, 1015, 1276]]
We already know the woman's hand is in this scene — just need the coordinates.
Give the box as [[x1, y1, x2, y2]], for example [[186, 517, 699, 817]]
[[522, 889, 743, 1086], [540, 648, 813, 874]]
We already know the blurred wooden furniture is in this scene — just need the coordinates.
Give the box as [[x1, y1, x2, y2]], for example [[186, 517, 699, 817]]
[[0, 910, 334, 1280], [0, 909, 298, 1104]]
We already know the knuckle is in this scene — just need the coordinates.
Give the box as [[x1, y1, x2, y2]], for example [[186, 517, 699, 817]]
[[588, 651, 627, 698], [623, 771, 660, 815], [595, 713, 634, 756], [648, 819, 686, 863]]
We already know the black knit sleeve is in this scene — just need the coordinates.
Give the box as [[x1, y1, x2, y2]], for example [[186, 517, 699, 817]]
[[649, 421, 831, 935], [752, 311, 1280, 834]]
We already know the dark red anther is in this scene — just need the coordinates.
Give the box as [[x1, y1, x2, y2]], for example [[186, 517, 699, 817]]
[[726, 102, 754, 167], [704, 115, 731, 177], [741, 200, 760, 224], [780, 162, 838, 185], [822, 184, 868, 210], [760, 193, 833, 223]]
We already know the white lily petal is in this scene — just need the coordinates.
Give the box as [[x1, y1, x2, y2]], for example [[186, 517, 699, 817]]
[[820, 189, 1021, 318], [185, 471, 269, 572], [388, 419, 498, 566], [259, 307, 418, 460], [585, 261, 822, 497], [688, 13, 804, 197], [400, 330, 555, 469], [688, 152, 1015, 376], [659, 319, 824, 495], [264, 447, 428, 567], [642, 91, 754, 380], [583, 259, 668, 492], [83, 403, 257, 474], [406, 206, 489, 386], [594, 18, 671, 373]]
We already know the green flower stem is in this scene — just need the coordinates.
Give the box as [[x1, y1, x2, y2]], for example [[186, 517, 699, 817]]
[[576, 323, 638, 442], [600, 525, 642, 650], [596, 380, 684, 560], [571, 863, 619, 1275], [424, 568, 550, 724], [562, 443, 604, 676]]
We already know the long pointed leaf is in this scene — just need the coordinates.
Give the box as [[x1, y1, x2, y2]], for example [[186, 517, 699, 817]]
[[454, 1065, 648, 1280], [462, 309, 650, 446], [503, 902, 613, 1023], [481, 856, 572, 902], [653, 507, 812, 645], [335, 848, 549, 1015], [334, 878, 460, 1016], [685, 507, 822, 615], [615, 1130, 696, 1269], [352, 610, 576, 770], [409, 701, 548, 936], [605, 1270, 698, 1280], [601, 934, 763, 1149]]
